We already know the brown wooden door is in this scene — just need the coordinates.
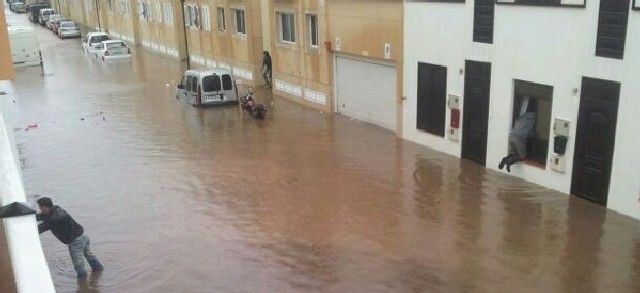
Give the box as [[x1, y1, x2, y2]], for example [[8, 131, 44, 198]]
[[461, 61, 491, 166], [571, 77, 620, 206]]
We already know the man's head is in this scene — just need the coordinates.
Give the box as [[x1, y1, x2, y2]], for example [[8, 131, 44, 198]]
[[37, 197, 54, 215]]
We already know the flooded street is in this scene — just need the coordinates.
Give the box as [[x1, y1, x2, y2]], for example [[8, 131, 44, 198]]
[[6, 11, 640, 293]]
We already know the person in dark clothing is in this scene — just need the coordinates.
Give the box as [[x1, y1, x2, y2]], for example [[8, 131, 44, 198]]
[[37, 197, 103, 279], [261, 51, 272, 88]]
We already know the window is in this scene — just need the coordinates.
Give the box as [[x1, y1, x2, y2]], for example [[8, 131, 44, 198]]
[[138, 1, 152, 21], [163, 3, 173, 24], [416, 62, 447, 137], [307, 14, 318, 47], [596, 0, 630, 59], [511, 80, 554, 166], [184, 5, 200, 28], [216, 7, 225, 31], [107, 0, 113, 11], [232, 9, 245, 35], [155, 3, 162, 23], [187, 76, 197, 92], [201, 6, 211, 31], [184, 5, 194, 27], [120, 0, 130, 14], [473, 0, 494, 43], [106, 42, 127, 49], [222, 75, 233, 90], [203, 75, 221, 92], [277, 12, 295, 43]]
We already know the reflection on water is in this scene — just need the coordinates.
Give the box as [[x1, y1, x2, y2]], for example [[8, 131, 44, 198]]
[[7, 14, 640, 293]]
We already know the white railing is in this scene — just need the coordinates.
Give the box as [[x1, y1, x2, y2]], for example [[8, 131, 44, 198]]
[[0, 81, 55, 293]]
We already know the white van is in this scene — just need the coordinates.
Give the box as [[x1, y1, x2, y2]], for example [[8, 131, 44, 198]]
[[38, 8, 54, 25], [176, 69, 239, 106], [8, 26, 42, 68]]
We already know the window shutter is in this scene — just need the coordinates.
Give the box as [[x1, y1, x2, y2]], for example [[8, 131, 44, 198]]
[[596, 0, 630, 59]]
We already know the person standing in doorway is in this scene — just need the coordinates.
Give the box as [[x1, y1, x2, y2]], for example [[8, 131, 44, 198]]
[[261, 51, 273, 88], [499, 97, 537, 172], [36, 197, 103, 279]]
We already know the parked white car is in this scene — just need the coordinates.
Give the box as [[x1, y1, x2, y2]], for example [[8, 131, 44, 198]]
[[93, 40, 132, 61], [176, 69, 239, 106], [8, 26, 42, 68], [82, 32, 109, 54], [57, 21, 81, 39]]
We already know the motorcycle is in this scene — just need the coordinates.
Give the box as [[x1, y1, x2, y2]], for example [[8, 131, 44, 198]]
[[240, 90, 267, 119]]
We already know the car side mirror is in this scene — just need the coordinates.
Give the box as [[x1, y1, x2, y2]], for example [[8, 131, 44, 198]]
[[177, 84, 185, 90]]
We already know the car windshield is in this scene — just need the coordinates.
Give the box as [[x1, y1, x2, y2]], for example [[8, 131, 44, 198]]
[[202, 75, 222, 92], [61, 22, 75, 27], [44, 10, 53, 15], [106, 42, 127, 49], [91, 35, 109, 43]]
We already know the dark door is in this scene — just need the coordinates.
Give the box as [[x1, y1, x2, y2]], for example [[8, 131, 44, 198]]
[[417, 63, 447, 137], [461, 61, 491, 166], [571, 77, 620, 206]]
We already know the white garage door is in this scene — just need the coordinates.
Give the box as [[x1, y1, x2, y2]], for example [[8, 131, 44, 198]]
[[335, 56, 397, 131]]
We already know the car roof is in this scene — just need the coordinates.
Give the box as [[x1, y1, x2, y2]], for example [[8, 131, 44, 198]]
[[87, 32, 108, 36], [184, 69, 233, 76]]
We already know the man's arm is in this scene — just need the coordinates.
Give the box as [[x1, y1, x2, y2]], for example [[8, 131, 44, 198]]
[[38, 221, 51, 234], [36, 213, 45, 222]]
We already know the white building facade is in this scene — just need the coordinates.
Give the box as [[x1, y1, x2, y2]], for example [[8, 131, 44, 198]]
[[403, 0, 640, 219]]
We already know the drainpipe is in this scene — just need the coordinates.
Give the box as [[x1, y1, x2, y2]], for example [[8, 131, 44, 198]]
[[94, 0, 101, 30], [179, 0, 190, 69]]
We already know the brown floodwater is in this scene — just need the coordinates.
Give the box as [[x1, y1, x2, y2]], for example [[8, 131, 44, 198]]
[[5, 10, 640, 293]]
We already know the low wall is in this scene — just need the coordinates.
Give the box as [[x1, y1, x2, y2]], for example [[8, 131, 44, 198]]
[[0, 80, 55, 293]]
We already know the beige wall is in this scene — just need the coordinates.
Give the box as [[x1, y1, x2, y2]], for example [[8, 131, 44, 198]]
[[269, 0, 403, 127], [0, 2, 14, 80]]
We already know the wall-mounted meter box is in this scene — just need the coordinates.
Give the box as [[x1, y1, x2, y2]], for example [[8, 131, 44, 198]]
[[553, 118, 571, 136], [551, 153, 566, 173], [448, 94, 460, 109]]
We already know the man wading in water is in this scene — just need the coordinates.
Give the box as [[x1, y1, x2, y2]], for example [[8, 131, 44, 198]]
[[36, 197, 103, 279]]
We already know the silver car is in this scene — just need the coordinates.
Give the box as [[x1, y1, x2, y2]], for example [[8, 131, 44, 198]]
[[58, 21, 81, 39]]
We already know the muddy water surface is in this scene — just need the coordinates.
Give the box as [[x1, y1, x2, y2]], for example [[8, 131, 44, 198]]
[[6, 10, 640, 293]]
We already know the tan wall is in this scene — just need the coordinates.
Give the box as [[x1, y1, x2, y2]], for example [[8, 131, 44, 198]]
[[0, 2, 14, 80], [326, 0, 403, 135], [270, 0, 403, 122]]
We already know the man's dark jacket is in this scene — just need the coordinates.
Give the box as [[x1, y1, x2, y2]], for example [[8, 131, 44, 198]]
[[37, 206, 84, 244]]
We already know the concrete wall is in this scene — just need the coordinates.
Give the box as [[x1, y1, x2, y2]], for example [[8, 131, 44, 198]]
[[404, 2, 640, 219], [0, 81, 55, 293]]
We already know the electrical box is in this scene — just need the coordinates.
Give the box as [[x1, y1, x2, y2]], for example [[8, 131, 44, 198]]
[[448, 127, 459, 141], [553, 118, 570, 136], [448, 94, 460, 109], [551, 153, 566, 173]]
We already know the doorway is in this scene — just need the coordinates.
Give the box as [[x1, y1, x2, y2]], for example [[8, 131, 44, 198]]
[[571, 77, 620, 206], [461, 60, 491, 166]]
